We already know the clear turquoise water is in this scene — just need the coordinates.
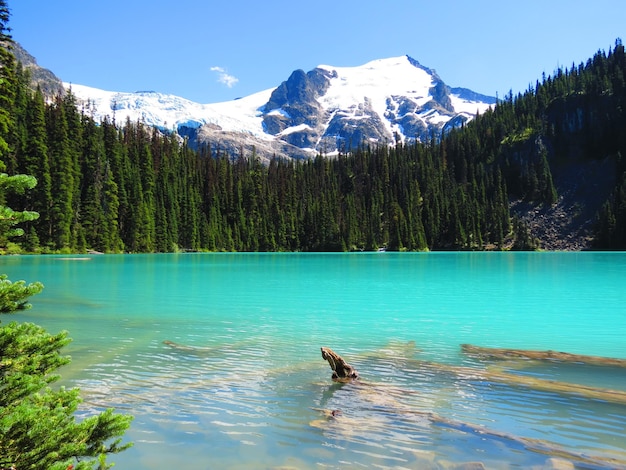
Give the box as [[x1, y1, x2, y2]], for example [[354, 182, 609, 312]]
[[3, 252, 626, 469]]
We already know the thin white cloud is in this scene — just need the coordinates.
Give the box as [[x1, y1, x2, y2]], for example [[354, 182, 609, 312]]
[[210, 66, 239, 88]]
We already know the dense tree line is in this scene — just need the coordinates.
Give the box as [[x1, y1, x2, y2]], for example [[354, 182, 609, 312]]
[[3, 80, 516, 252], [6, 99, 515, 252], [4, 37, 626, 252]]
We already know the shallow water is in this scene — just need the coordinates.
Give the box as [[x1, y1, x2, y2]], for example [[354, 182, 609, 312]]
[[4, 252, 626, 469]]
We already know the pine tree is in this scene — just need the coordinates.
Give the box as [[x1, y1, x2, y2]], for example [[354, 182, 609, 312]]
[[0, 293, 133, 470], [102, 160, 123, 252], [0, 4, 38, 251], [0, 0, 16, 168], [19, 88, 52, 249], [0, 5, 132, 467], [80, 116, 107, 251], [46, 95, 75, 251]]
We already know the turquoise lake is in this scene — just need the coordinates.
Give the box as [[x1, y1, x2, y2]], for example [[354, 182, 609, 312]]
[[3, 252, 626, 469]]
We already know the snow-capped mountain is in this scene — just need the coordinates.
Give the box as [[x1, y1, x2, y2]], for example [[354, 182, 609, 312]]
[[67, 55, 496, 161]]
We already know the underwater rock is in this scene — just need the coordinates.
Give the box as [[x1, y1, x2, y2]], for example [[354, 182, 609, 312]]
[[320, 347, 359, 382]]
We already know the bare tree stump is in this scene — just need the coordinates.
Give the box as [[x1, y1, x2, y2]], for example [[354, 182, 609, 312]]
[[321, 347, 359, 382]]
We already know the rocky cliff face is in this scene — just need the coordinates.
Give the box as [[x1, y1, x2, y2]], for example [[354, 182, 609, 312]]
[[13, 42, 64, 97], [262, 67, 335, 149]]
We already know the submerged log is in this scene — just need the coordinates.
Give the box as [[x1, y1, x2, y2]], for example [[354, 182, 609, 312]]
[[321, 347, 359, 382], [164, 340, 210, 352], [162, 340, 226, 356], [311, 406, 626, 469], [462, 344, 626, 368], [414, 359, 626, 406]]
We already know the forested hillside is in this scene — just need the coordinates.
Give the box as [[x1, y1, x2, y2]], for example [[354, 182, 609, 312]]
[[3, 40, 626, 253]]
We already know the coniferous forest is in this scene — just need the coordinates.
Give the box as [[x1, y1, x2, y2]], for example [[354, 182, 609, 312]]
[[3, 37, 626, 253]]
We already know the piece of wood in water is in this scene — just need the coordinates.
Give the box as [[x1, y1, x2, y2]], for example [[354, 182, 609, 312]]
[[321, 347, 359, 382], [414, 358, 626, 406], [461, 344, 626, 368]]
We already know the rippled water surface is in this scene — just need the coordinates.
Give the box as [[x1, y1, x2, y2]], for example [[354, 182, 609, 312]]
[[4, 252, 626, 469]]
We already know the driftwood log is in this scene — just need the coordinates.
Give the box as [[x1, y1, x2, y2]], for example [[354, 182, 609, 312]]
[[321, 347, 359, 382], [311, 405, 626, 469], [462, 344, 626, 368]]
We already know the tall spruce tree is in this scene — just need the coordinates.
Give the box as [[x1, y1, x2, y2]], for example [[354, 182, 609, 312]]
[[46, 95, 74, 250], [18, 87, 52, 250]]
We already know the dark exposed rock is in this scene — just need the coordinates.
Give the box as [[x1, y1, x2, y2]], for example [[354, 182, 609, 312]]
[[510, 156, 617, 250], [12, 41, 64, 98], [442, 114, 470, 135], [385, 95, 440, 142], [325, 99, 391, 149], [429, 80, 453, 112], [450, 86, 497, 105], [262, 67, 334, 140]]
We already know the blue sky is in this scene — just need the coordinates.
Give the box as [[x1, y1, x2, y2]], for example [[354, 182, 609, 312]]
[[10, 0, 626, 104]]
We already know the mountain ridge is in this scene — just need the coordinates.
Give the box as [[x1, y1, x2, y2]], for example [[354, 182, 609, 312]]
[[60, 54, 495, 161]]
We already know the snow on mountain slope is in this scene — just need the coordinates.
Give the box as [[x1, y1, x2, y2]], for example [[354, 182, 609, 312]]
[[66, 55, 496, 160], [203, 90, 273, 138], [317, 57, 436, 137], [449, 92, 488, 116], [68, 83, 273, 139]]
